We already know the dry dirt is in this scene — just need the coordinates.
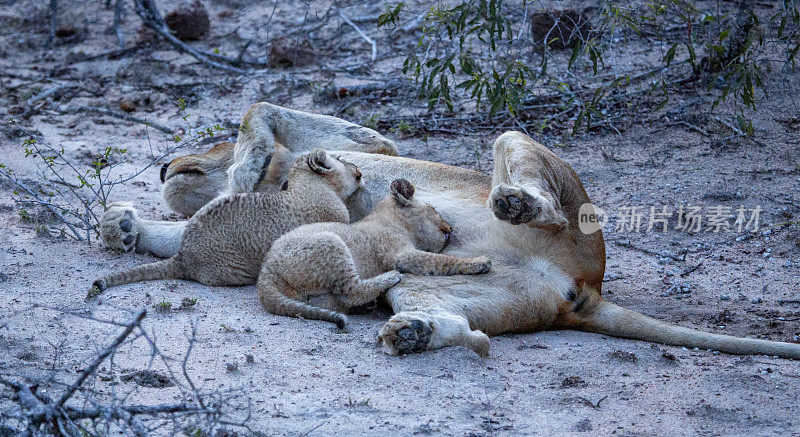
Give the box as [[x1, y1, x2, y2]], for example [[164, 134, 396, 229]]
[[2, 0, 800, 435]]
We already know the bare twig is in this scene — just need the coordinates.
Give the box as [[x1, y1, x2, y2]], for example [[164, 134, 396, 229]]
[[55, 309, 147, 409], [21, 84, 74, 117], [338, 7, 377, 61], [59, 105, 175, 134]]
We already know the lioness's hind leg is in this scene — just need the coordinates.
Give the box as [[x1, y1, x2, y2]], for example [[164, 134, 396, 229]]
[[490, 132, 568, 231], [378, 310, 490, 357]]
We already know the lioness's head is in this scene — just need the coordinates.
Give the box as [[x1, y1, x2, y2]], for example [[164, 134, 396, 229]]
[[383, 178, 452, 253], [160, 142, 236, 216], [288, 149, 364, 199]]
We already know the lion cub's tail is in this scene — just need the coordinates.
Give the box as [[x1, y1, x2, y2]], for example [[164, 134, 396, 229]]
[[582, 300, 800, 359], [89, 258, 182, 298], [257, 273, 348, 329]]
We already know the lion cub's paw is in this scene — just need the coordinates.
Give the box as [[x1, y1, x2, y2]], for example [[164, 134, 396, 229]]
[[489, 184, 567, 231], [462, 256, 492, 275], [99, 202, 140, 252], [378, 316, 433, 355], [373, 270, 403, 292]]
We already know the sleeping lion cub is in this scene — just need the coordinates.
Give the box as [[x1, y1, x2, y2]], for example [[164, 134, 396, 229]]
[[90, 149, 362, 294], [257, 178, 492, 328]]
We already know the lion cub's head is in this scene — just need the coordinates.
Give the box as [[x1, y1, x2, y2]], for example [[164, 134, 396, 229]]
[[287, 149, 364, 200], [382, 178, 452, 253]]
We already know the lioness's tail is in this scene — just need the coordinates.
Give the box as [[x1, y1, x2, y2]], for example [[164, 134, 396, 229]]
[[581, 300, 800, 359], [257, 272, 348, 329], [89, 258, 182, 298]]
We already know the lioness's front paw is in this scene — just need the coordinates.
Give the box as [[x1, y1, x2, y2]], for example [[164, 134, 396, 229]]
[[462, 256, 492, 275], [378, 316, 433, 355], [489, 184, 567, 231], [99, 202, 140, 252]]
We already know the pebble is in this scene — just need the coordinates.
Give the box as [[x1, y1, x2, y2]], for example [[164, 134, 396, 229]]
[[750, 298, 763, 304], [719, 294, 731, 301]]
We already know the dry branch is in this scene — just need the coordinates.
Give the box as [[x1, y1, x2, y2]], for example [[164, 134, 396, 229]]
[[54, 309, 146, 410], [59, 105, 175, 134], [338, 7, 377, 61], [133, 0, 267, 73]]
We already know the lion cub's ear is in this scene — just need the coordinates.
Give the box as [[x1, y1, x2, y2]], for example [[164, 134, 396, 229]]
[[390, 178, 415, 207], [306, 149, 332, 174]]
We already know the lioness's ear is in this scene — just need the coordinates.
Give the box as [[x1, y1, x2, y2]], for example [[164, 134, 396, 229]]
[[306, 149, 332, 174], [390, 178, 414, 207]]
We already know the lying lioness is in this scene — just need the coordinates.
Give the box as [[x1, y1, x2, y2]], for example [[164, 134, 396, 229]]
[[99, 102, 800, 358]]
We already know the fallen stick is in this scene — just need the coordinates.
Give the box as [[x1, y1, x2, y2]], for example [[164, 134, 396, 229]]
[[133, 0, 250, 74], [113, 0, 124, 49], [60, 105, 175, 134], [338, 7, 377, 61]]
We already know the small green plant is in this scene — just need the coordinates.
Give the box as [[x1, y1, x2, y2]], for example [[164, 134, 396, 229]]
[[390, 121, 416, 135], [361, 113, 380, 130], [178, 297, 199, 310], [155, 299, 173, 313], [344, 394, 370, 407]]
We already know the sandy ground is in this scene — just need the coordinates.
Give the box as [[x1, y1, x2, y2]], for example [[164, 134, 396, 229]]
[[2, 0, 800, 435]]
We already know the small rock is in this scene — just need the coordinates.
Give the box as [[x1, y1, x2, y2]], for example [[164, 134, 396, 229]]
[[574, 418, 593, 432], [719, 294, 731, 301], [269, 37, 316, 68], [121, 370, 174, 388], [661, 351, 678, 362], [245, 354, 254, 364], [55, 25, 78, 38], [561, 376, 587, 389], [118, 100, 138, 113], [608, 349, 638, 363], [750, 298, 763, 304], [226, 362, 238, 373], [165, 0, 210, 41]]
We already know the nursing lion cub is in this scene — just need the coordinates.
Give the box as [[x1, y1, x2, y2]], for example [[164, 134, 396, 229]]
[[90, 149, 362, 294], [258, 178, 492, 331]]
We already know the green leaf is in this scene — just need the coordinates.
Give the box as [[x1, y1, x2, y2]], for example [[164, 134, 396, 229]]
[[568, 42, 582, 70], [663, 43, 678, 66]]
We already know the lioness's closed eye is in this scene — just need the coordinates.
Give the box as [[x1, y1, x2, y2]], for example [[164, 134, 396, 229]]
[[257, 178, 492, 328]]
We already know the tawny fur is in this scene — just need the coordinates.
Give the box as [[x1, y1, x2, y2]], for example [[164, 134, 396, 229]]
[[97, 103, 800, 360], [91, 149, 362, 294], [257, 178, 491, 335]]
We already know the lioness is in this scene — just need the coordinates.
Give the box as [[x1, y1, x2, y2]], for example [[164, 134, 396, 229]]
[[259, 178, 492, 341], [91, 149, 362, 293], [99, 102, 800, 359]]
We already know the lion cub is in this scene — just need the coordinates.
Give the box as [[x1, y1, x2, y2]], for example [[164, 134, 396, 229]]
[[90, 149, 363, 294], [258, 178, 492, 328]]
